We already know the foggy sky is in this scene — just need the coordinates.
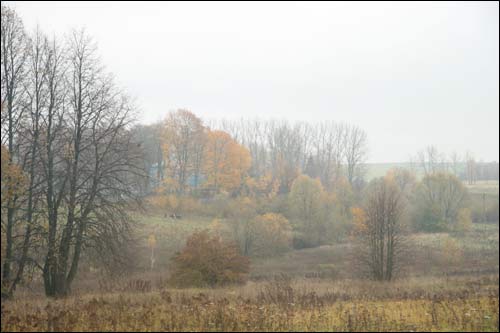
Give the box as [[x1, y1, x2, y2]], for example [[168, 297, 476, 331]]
[[5, 1, 499, 163]]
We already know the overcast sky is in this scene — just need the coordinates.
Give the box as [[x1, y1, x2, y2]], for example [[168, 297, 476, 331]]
[[5, 1, 499, 163]]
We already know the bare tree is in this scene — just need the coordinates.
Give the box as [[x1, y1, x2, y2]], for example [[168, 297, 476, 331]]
[[354, 177, 407, 281], [450, 151, 462, 178], [1, 7, 143, 298], [39, 33, 68, 297], [312, 122, 346, 190], [417, 145, 448, 176], [465, 152, 477, 185], [38, 30, 143, 296], [343, 124, 368, 186], [1, 5, 28, 294], [6, 27, 50, 296], [211, 118, 368, 192]]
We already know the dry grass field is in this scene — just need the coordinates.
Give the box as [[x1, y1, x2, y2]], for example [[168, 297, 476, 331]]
[[2, 219, 498, 332], [2, 275, 498, 332]]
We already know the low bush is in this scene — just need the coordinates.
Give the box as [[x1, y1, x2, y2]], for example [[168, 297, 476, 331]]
[[168, 230, 250, 287]]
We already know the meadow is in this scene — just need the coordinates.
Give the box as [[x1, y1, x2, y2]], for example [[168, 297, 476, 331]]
[[2, 274, 498, 332], [2, 212, 498, 332]]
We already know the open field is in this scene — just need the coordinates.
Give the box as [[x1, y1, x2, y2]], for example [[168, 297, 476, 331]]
[[2, 275, 498, 332], [129, 215, 499, 281], [466, 181, 500, 195], [365, 163, 419, 180]]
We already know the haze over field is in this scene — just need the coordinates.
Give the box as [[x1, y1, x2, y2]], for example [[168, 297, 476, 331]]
[[6, 1, 499, 162], [1, 2, 499, 332]]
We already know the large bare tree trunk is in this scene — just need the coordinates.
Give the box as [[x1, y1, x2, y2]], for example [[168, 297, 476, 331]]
[[1, 5, 27, 297]]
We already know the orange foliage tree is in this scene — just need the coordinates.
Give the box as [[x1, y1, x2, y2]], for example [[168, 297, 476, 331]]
[[168, 230, 250, 287], [244, 172, 280, 199], [350, 206, 367, 237], [203, 130, 251, 194]]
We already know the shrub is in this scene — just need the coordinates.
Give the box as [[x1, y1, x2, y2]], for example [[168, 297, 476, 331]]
[[247, 213, 292, 256], [414, 203, 447, 232], [168, 230, 250, 288], [412, 173, 468, 232]]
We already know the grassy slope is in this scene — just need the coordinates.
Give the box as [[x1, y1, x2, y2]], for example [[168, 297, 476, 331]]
[[133, 213, 499, 281]]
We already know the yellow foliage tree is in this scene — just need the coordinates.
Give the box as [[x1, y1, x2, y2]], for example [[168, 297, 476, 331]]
[[0, 145, 26, 266], [350, 206, 367, 236], [385, 167, 416, 195], [160, 109, 205, 194], [289, 174, 325, 223], [0, 145, 26, 208], [250, 213, 292, 256], [203, 130, 251, 194], [288, 174, 328, 246], [245, 172, 280, 199]]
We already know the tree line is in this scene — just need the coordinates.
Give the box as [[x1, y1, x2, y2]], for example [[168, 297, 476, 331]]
[[133, 112, 368, 196]]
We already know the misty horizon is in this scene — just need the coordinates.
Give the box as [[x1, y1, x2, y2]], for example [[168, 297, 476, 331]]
[[5, 1, 499, 163]]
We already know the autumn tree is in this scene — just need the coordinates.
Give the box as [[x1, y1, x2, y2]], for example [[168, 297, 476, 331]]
[[1, 144, 27, 297], [0, 145, 25, 206], [168, 230, 250, 287], [210, 118, 369, 193], [234, 213, 292, 257], [161, 109, 205, 194], [288, 174, 328, 247], [353, 177, 407, 281], [243, 172, 280, 199], [385, 167, 416, 196], [413, 173, 468, 232], [203, 129, 251, 194], [350, 206, 367, 237]]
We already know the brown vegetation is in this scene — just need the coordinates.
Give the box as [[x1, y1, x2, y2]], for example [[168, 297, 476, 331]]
[[168, 231, 250, 288]]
